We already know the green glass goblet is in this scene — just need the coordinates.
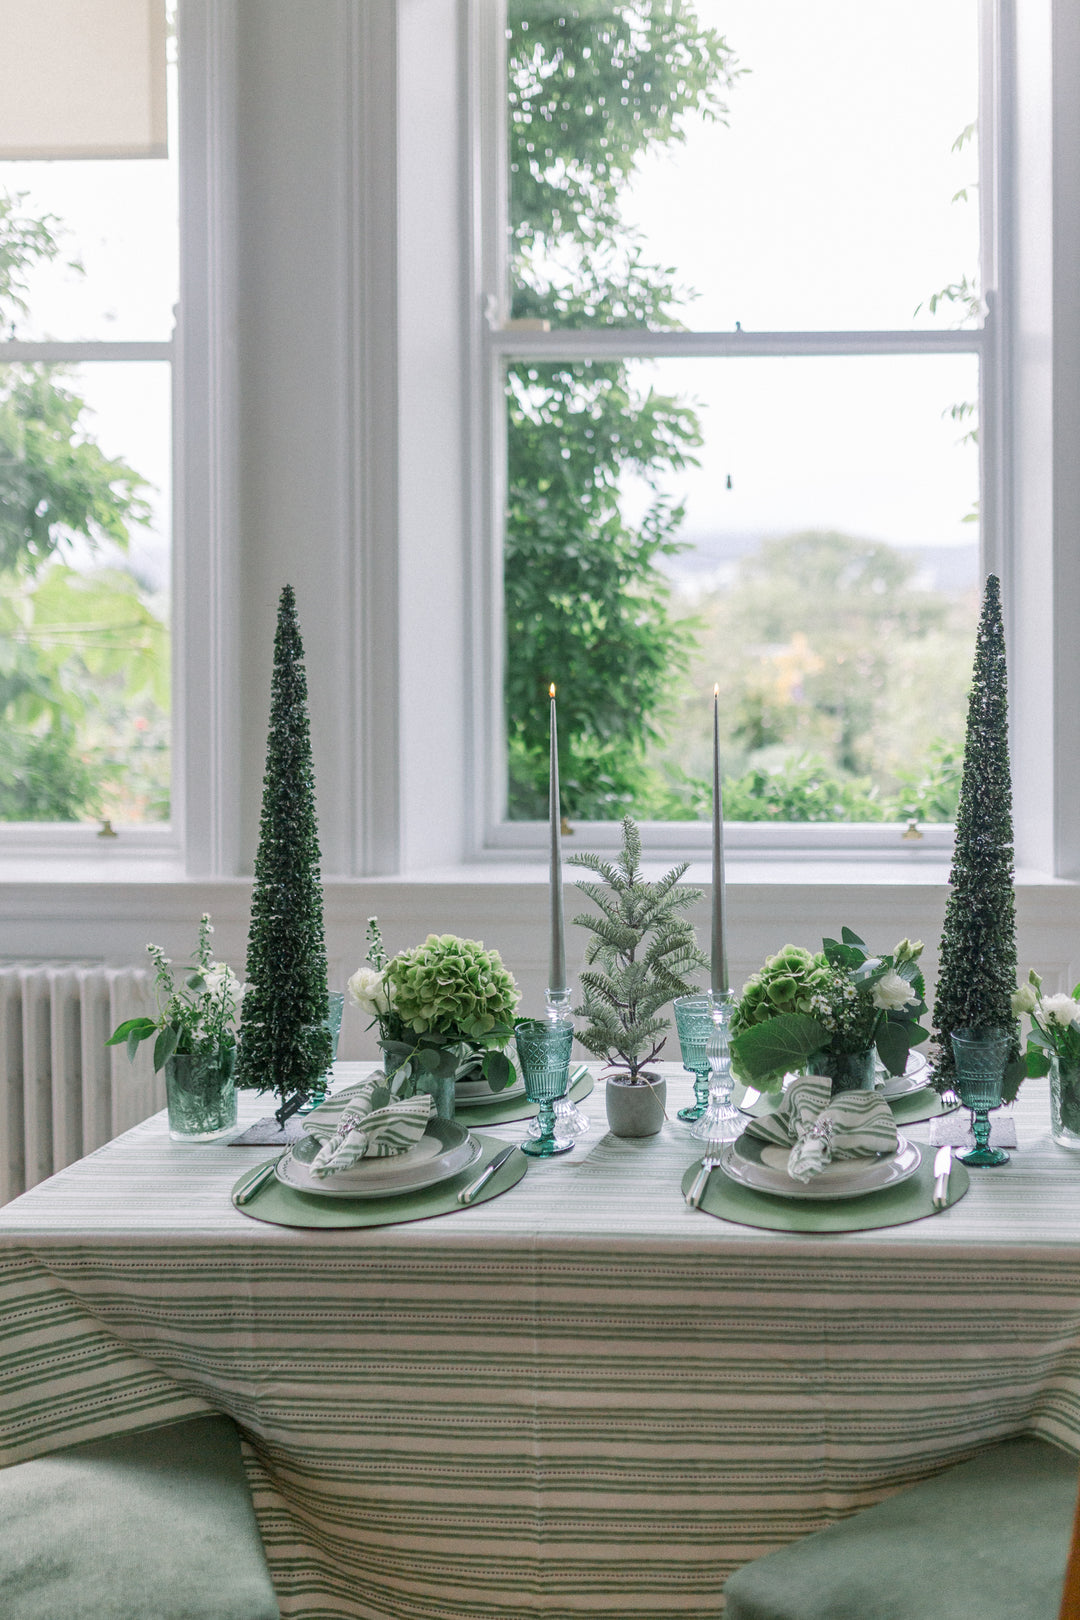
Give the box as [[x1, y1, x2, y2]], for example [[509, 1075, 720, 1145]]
[[515, 1019, 574, 1158], [674, 995, 713, 1122], [951, 1027, 1010, 1167]]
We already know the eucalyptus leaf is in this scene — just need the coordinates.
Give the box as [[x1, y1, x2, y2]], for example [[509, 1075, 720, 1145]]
[[731, 1013, 830, 1084], [415, 1048, 443, 1074], [106, 1016, 156, 1047], [874, 1019, 911, 1077], [483, 1050, 512, 1089], [153, 1024, 179, 1071], [1002, 1056, 1027, 1105], [841, 927, 867, 948], [1026, 1048, 1052, 1078]]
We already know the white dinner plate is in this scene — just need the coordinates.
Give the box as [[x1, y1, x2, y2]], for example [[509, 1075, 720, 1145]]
[[276, 1119, 482, 1199], [719, 1131, 921, 1202]]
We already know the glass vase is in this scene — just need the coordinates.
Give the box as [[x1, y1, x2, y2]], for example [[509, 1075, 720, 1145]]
[[299, 992, 346, 1113], [1050, 1054, 1080, 1150], [809, 1047, 876, 1096], [164, 1048, 237, 1141]]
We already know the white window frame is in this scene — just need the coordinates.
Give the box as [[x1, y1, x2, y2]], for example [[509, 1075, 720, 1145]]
[[466, 0, 1007, 866], [3, 0, 1079, 893]]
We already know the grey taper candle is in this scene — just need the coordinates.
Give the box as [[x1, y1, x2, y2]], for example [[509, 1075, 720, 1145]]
[[549, 685, 567, 992], [711, 685, 729, 995]]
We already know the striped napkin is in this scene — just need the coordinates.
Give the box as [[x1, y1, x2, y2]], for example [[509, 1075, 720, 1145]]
[[744, 1072, 898, 1183], [309, 1077, 434, 1178]]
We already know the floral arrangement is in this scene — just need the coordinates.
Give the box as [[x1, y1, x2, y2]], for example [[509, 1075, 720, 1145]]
[[107, 915, 245, 1071], [348, 918, 520, 1092], [730, 929, 927, 1092], [1013, 971, 1080, 1128]]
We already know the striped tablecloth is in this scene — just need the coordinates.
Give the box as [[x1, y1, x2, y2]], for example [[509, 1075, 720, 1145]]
[[2, 1066, 1079, 1619]]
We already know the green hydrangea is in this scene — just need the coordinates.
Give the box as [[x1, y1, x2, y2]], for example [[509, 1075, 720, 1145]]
[[385, 934, 520, 1038], [732, 945, 833, 1034]]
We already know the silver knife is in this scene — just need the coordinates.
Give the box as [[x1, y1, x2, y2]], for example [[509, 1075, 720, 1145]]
[[457, 1144, 518, 1205], [932, 1144, 952, 1210], [233, 1150, 290, 1206]]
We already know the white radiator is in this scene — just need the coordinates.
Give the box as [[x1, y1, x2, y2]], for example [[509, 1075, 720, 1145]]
[[0, 964, 164, 1205]]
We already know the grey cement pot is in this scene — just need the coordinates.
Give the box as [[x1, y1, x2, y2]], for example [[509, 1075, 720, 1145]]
[[604, 1072, 666, 1137]]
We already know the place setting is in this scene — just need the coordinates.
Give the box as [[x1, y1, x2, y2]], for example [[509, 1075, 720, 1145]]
[[229, 1011, 586, 1229], [229, 1068, 528, 1228], [681, 1073, 971, 1235]]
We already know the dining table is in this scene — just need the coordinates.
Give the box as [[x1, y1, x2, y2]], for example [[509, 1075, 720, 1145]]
[[1, 1065, 1079, 1619]]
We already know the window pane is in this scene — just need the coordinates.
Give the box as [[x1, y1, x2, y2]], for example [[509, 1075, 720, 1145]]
[[508, 0, 980, 332], [0, 362, 171, 823], [504, 353, 978, 822], [0, 13, 177, 340]]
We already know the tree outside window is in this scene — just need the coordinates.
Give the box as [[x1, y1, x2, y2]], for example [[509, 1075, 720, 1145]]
[[501, 0, 981, 825]]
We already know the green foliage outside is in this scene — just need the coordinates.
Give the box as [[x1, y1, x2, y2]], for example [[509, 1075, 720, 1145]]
[[0, 190, 169, 821], [504, 4, 976, 824], [504, 1, 739, 819]]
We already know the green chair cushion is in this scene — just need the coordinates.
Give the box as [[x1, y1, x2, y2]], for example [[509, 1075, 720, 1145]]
[[0, 1415, 280, 1620], [724, 1437, 1078, 1620]]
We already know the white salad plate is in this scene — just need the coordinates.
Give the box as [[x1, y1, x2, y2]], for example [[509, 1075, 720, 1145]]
[[455, 1075, 526, 1106], [877, 1051, 931, 1099], [277, 1119, 482, 1199], [720, 1131, 921, 1202]]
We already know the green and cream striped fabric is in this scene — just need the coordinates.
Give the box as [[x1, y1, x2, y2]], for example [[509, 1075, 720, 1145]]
[[1, 1065, 1078, 1619], [309, 1078, 432, 1174], [745, 1073, 898, 1179]]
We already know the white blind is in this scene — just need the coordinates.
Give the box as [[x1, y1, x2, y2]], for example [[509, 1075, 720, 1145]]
[[0, 0, 167, 159]]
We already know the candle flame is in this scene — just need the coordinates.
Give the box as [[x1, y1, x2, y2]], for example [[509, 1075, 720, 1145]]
[[549, 683, 556, 698], [713, 683, 719, 698]]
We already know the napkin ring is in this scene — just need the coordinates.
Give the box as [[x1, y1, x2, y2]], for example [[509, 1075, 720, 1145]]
[[804, 1117, 834, 1148]]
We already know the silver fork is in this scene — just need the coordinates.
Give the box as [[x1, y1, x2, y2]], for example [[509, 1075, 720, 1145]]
[[686, 1144, 725, 1209]]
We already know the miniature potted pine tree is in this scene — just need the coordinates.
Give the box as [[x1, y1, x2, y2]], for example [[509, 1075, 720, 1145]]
[[570, 816, 708, 1136], [931, 573, 1025, 1098], [237, 585, 333, 1125]]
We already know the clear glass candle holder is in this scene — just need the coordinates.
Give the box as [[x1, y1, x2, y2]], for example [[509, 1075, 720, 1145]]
[[689, 990, 743, 1145]]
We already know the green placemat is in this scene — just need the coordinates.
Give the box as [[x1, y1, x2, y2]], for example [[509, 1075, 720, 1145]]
[[888, 1086, 958, 1126], [680, 1153, 970, 1233], [453, 1068, 593, 1128], [232, 1132, 527, 1229]]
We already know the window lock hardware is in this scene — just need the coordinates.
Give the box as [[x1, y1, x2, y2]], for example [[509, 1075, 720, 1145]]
[[901, 820, 924, 842], [97, 819, 119, 839]]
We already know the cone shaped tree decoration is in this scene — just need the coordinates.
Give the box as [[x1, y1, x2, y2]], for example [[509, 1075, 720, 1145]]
[[237, 585, 332, 1119], [931, 574, 1023, 1097]]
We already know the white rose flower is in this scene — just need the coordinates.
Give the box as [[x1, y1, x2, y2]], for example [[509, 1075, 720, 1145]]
[[871, 969, 919, 1012], [347, 964, 390, 1017], [1041, 992, 1080, 1028], [1011, 983, 1039, 1015], [203, 963, 244, 1004]]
